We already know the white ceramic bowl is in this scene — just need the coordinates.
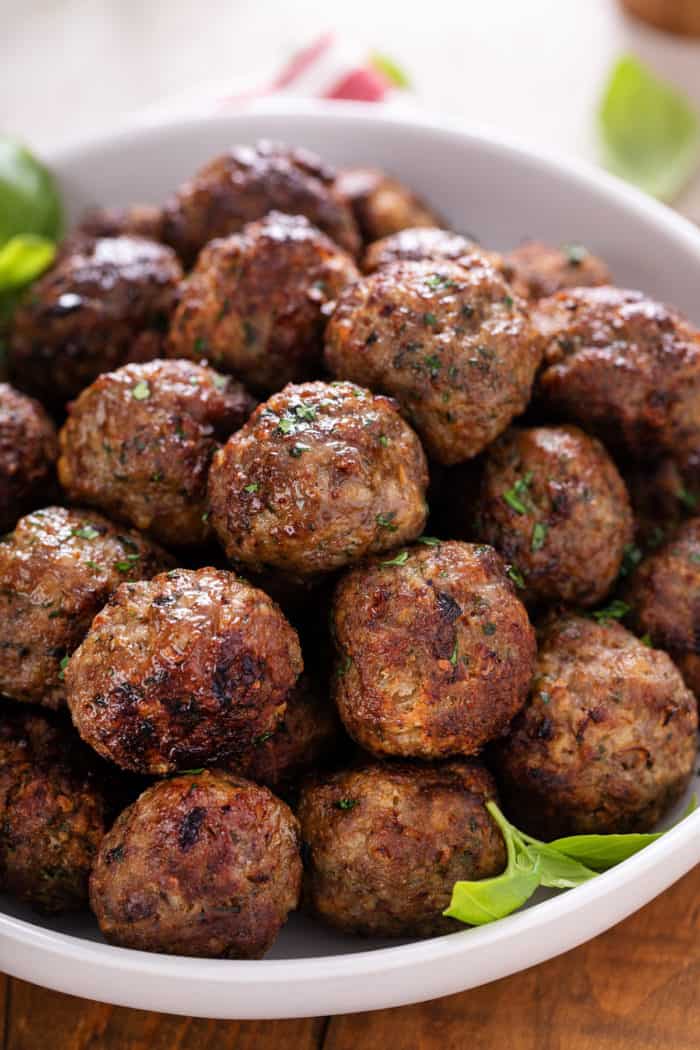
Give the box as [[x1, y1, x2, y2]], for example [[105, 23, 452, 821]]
[[1, 99, 699, 1019]]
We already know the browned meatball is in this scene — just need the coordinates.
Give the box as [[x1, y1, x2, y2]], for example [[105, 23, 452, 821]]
[[208, 380, 429, 580], [0, 706, 107, 912], [57, 359, 254, 547], [476, 425, 634, 607], [325, 258, 541, 464], [9, 237, 183, 406], [66, 567, 302, 774], [168, 212, 359, 393], [0, 383, 57, 532], [623, 457, 699, 552], [362, 226, 478, 274], [493, 614, 698, 838], [534, 287, 700, 476], [90, 771, 301, 958], [298, 759, 505, 938], [0, 506, 172, 709], [334, 167, 442, 244], [162, 141, 360, 265], [332, 540, 536, 759], [76, 204, 165, 243], [624, 519, 700, 697], [503, 240, 611, 301]]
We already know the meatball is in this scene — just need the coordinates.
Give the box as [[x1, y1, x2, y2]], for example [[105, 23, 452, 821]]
[[9, 236, 183, 406], [475, 425, 634, 607], [0, 706, 107, 912], [624, 518, 700, 697], [331, 540, 536, 759], [162, 141, 360, 265], [534, 286, 700, 476], [90, 771, 301, 958], [0, 506, 172, 709], [76, 203, 165, 243], [298, 759, 505, 937], [362, 226, 478, 274], [66, 567, 302, 774], [57, 359, 254, 547], [168, 212, 359, 394], [0, 383, 57, 532], [324, 257, 541, 464], [208, 380, 429, 580], [623, 457, 699, 552], [334, 167, 441, 244], [503, 240, 611, 301], [493, 614, 698, 838]]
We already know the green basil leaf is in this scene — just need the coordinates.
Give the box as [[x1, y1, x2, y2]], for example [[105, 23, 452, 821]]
[[0, 234, 55, 292], [0, 138, 63, 245], [598, 54, 700, 201], [370, 52, 411, 89], [524, 840, 598, 889]]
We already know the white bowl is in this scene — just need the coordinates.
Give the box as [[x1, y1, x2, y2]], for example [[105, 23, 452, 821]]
[[1, 99, 699, 1019]]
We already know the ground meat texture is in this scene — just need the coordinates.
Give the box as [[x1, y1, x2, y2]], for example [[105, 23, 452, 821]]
[[624, 519, 700, 697], [90, 771, 301, 958], [0, 706, 107, 912], [503, 241, 611, 301], [324, 258, 541, 464], [168, 212, 359, 394], [334, 168, 442, 245], [332, 540, 536, 759], [76, 204, 165, 243], [622, 457, 699, 552], [534, 287, 700, 477], [9, 237, 183, 407], [66, 567, 302, 774], [298, 759, 505, 938], [57, 359, 254, 547], [0, 506, 172, 709], [493, 615, 698, 838], [362, 227, 479, 274], [0, 383, 57, 533], [476, 425, 633, 607], [162, 141, 360, 265], [208, 380, 429, 580]]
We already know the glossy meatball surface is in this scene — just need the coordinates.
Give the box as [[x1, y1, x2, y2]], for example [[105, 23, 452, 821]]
[[0, 383, 57, 533], [168, 212, 359, 393], [332, 540, 536, 758], [58, 359, 254, 547], [66, 567, 302, 774], [9, 236, 182, 405], [208, 380, 429, 580], [534, 287, 700, 476], [335, 168, 441, 244], [624, 518, 700, 697], [476, 425, 633, 607], [503, 240, 611, 300], [0, 506, 172, 709], [90, 771, 302, 958], [362, 226, 479, 274], [325, 258, 541, 464], [494, 615, 698, 838], [76, 204, 165, 243], [162, 140, 360, 264], [298, 759, 505, 937]]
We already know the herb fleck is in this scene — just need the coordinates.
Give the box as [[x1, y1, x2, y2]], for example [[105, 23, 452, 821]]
[[507, 565, 526, 589], [503, 471, 534, 515], [417, 536, 441, 547], [114, 553, 141, 573], [244, 482, 259, 494], [376, 513, 398, 531], [334, 798, 358, 811], [58, 655, 69, 680], [72, 525, 100, 541], [482, 622, 497, 636], [592, 599, 630, 623], [531, 522, 548, 552], [382, 550, 409, 567], [423, 312, 438, 327], [132, 380, 151, 401], [379, 434, 389, 447]]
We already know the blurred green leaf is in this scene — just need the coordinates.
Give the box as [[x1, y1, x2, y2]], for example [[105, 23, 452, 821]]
[[0, 138, 63, 245], [0, 234, 55, 292], [370, 52, 411, 90]]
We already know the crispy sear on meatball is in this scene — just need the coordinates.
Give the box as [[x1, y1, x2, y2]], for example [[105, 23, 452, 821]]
[[334, 168, 442, 245], [9, 237, 183, 406], [0, 383, 57, 533], [90, 771, 302, 958], [475, 425, 634, 607], [168, 212, 359, 394], [57, 359, 255, 547], [76, 204, 165, 243], [298, 759, 505, 937], [362, 226, 479, 275], [0, 506, 172, 709], [208, 380, 429, 580], [324, 257, 541, 464], [331, 540, 536, 759], [502, 241, 611, 301], [533, 286, 700, 476], [493, 614, 698, 838], [0, 705, 108, 912], [162, 140, 360, 265], [66, 567, 303, 774], [622, 457, 699, 552], [624, 518, 700, 697]]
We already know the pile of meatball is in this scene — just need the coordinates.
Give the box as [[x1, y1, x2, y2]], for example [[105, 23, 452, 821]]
[[0, 139, 698, 959]]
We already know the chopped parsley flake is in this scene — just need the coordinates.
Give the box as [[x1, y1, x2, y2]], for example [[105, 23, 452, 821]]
[[132, 380, 151, 400], [277, 417, 295, 435], [417, 536, 441, 547], [212, 373, 227, 390], [531, 522, 548, 552], [379, 434, 389, 447], [244, 483, 259, 494], [72, 525, 100, 541], [194, 337, 208, 354], [423, 312, 438, 327], [337, 654, 353, 677], [294, 402, 317, 422], [503, 294, 514, 308], [640, 632, 653, 647], [424, 353, 442, 376], [381, 550, 409, 566], [334, 798, 358, 811], [425, 273, 457, 290], [619, 543, 643, 577], [289, 444, 310, 458], [592, 599, 630, 623], [58, 655, 70, 680], [503, 472, 534, 515], [449, 640, 459, 666], [507, 565, 526, 589], [376, 513, 398, 531], [114, 553, 141, 573]]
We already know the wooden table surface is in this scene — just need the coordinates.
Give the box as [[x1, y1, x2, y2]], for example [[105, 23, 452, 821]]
[[2, 862, 700, 1050]]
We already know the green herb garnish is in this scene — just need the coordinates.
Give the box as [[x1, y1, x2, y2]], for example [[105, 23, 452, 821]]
[[58, 655, 70, 680], [381, 550, 409, 567], [506, 565, 526, 589], [531, 522, 548, 552], [376, 513, 398, 531], [502, 472, 533, 515], [423, 312, 438, 327], [244, 482, 259, 494], [417, 536, 441, 547], [72, 525, 100, 541], [592, 599, 630, 623], [334, 798, 359, 811], [114, 553, 141, 573], [132, 380, 150, 401], [619, 543, 643, 577]]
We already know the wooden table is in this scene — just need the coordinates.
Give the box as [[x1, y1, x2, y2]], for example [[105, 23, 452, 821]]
[[2, 863, 700, 1050]]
